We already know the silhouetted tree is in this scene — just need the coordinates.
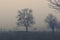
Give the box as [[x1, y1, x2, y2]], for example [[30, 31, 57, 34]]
[[17, 8, 35, 32], [45, 13, 57, 33], [48, 0, 60, 11], [48, 0, 60, 32]]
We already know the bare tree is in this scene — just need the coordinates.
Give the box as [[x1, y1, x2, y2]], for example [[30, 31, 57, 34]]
[[45, 13, 57, 33], [17, 8, 35, 32], [48, 0, 60, 11]]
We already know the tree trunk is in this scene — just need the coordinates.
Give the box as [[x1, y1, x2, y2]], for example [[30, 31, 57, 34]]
[[52, 27, 54, 33], [52, 27, 54, 36], [26, 26, 28, 32]]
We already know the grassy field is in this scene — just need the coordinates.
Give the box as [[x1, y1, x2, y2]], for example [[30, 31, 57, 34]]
[[0, 31, 60, 40]]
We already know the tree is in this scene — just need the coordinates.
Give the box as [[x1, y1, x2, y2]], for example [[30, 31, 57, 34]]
[[17, 8, 35, 32], [48, 0, 60, 31], [48, 0, 60, 11], [45, 13, 57, 33]]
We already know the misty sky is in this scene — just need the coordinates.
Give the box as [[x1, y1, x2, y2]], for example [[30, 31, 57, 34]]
[[0, 0, 60, 31]]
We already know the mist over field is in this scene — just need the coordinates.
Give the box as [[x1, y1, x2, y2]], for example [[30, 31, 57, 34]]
[[0, 0, 60, 31], [0, 0, 60, 40]]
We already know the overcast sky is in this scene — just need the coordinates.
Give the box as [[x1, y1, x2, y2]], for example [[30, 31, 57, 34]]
[[0, 0, 60, 31]]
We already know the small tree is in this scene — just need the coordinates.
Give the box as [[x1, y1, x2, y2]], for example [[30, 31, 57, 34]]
[[17, 8, 35, 32], [45, 13, 57, 33]]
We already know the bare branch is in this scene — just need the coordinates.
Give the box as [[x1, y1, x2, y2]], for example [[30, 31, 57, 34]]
[[48, 0, 60, 10]]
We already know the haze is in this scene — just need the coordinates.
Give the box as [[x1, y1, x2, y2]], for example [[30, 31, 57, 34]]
[[0, 0, 60, 31]]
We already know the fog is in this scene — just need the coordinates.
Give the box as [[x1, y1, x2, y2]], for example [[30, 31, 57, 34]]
[[0, 0, 60, 31]]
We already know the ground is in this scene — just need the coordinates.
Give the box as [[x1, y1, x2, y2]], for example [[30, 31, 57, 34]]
[[0, 31, 60, 40]]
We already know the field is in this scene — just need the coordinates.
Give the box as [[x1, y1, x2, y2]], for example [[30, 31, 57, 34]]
[[0, 31, 60, 40]]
